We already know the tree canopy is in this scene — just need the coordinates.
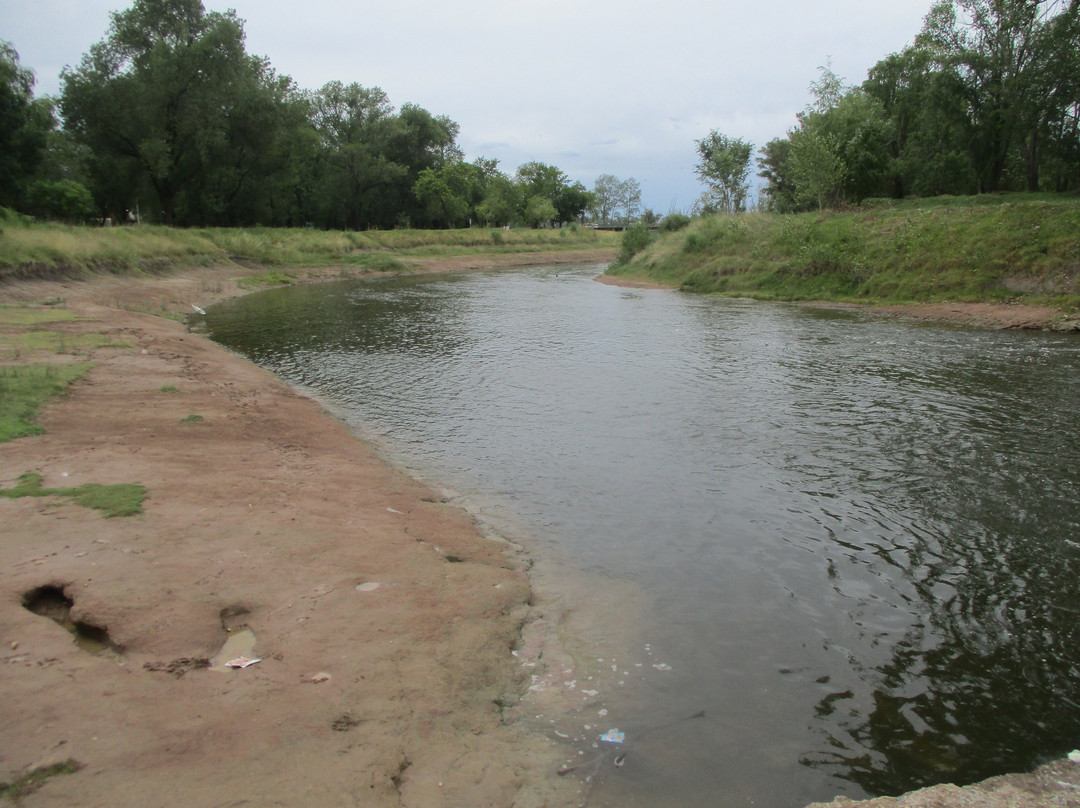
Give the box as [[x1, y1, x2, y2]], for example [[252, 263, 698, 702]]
[[755, 0, 1080, 211], [3, 0, 604, 229]]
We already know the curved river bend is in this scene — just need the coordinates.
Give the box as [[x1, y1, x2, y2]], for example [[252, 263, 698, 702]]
[[205, 265, 1080, 808]]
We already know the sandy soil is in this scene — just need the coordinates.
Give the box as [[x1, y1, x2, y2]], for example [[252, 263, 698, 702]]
[[0, 253, 613, 808]]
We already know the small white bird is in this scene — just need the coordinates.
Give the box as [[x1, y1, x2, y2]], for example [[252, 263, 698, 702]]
[[191, 304, 206, 315]]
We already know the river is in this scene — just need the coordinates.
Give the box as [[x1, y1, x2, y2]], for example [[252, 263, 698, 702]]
[[204, 264, 1080, 807]]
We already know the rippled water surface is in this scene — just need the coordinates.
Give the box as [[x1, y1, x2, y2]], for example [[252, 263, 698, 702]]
[[206, 266, 1080, 806]]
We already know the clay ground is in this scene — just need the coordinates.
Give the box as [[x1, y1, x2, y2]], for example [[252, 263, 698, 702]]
[[2, 254, 1076, 808], [0, 255, 613, 808]]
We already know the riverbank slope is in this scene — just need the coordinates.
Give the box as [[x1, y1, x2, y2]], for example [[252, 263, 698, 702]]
[[0, 256, 611, 807], [605, 195, 1080, 331]]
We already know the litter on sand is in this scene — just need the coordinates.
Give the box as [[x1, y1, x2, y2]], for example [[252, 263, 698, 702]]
[[225, 656, 261, 669], [600, 729, 625, 744], [1069, 750, 1080, 763]]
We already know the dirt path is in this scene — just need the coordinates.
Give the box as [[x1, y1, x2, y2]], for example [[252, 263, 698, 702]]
[[0, 258, 611, 807]]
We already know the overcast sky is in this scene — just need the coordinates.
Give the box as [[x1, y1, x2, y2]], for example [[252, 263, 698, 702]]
[[3, 0, 934, 212]]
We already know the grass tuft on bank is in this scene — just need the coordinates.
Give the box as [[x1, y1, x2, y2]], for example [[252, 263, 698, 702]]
[[0, 472, 146, 517], [607, 195, 1080, 313], [0, 363, 92, 441]]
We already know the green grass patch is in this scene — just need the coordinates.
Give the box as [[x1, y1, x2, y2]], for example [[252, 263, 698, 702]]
[[0, 472, 146, 517], [5, 331, 130, 354], [0, 363, 91, 441], [237, 272, 296, 289], [159, 384, 179, 393], [0, 305, 83, 326], [180, 414, 204, 423], [0, 759, 83, 802], [608, 194, 1080, 311]]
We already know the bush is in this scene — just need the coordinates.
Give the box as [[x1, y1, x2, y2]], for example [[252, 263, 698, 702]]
[[25, 180, 95, 223], [614, 222, 655, 266], [661, 213, 691, 232]]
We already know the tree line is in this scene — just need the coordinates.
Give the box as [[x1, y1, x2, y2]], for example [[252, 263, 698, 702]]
[[1, 0, 650, 229], [697, 0, 1080, 213]]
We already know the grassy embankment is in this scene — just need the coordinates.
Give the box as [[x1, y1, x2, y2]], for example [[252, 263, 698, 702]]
[[607, 195, 1080, 314], [0, 208, 618, 283]]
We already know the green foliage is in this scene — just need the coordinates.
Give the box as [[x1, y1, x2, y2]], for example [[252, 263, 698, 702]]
[[25, 179, 95, 222], [0, 363, 91, 441], [759, 6, 1080, 207], [695, 131, 754, 213], [0, 41, 53, 209], [660, 213, 691, 232], [0, 472, 146, 517], [606, 196, 1080, 311], [614, 222, 656, 267]]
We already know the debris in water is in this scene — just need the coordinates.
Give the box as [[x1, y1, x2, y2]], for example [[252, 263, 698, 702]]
[[614, 752, 627, 767], [600, 729, 625, 744]]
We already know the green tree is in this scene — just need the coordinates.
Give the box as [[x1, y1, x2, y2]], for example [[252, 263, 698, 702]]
[[694, 131, 753, 213], [524, 195, 557, 228], [0, 42, 54, 210], [476, 171, 519, 226], [788, 127, 846, 210], [60, 0, 297, 225], [307, 81, 402, 229], [920, 0, 1080, 191], [413, 159, 488, 228]]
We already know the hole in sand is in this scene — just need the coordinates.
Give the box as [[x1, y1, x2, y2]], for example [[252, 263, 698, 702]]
[[22, 585, 122, 655], [219, 604, 250, 632]]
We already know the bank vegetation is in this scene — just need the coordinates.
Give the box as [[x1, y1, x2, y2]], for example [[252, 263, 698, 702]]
[[608, 195, 1080, 315], [0, 208, 617, 281]]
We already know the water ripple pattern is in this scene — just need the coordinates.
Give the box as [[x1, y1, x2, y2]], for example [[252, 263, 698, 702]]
[[205, 266, 1080, 808]]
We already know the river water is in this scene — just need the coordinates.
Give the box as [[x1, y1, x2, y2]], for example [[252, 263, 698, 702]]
[[204, 264, 1080, 807]]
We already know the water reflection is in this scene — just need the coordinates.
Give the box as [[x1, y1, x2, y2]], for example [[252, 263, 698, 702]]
[[204, 267, 1080, 806]]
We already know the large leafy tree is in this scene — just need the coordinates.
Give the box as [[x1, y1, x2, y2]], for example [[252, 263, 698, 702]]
[[60, 0, 301, 224], [0, 42, 53, 209], [920, 0, 1080, 191]]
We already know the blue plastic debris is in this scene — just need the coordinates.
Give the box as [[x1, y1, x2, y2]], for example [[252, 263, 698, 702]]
[[600, 729, 625, 744]]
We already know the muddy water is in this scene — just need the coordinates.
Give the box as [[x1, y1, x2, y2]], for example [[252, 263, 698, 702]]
[[205, 265, 1080, 807]]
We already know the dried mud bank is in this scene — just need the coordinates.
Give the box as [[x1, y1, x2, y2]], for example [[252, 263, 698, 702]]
[[0, 259, 610, 808]]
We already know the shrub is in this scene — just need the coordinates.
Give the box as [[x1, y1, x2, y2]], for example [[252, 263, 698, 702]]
[[614, 222, 655, 266], [25, 180, 96, 223], [661, 213, 691, 232]]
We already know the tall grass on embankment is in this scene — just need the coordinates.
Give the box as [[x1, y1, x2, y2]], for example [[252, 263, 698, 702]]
[[607, 195, 1080, 312], [0, 208, 617, 281]]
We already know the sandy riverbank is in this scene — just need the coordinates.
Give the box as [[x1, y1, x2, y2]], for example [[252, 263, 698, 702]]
[[0, 255, 618, 807], [4, 254, 1077, 807]]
